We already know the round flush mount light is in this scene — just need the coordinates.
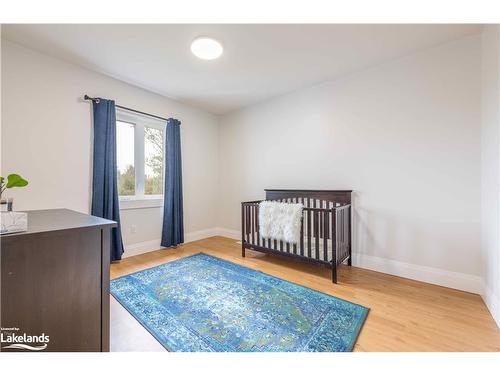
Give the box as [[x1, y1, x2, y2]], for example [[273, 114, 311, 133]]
[[190, 37, 223, 60]]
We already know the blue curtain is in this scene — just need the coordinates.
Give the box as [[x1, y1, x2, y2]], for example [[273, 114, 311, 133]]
[[161, 118, 184, 247], [91, 98, 124, 261]]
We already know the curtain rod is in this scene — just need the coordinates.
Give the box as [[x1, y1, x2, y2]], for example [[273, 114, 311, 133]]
[[84, 95, 171, 123]]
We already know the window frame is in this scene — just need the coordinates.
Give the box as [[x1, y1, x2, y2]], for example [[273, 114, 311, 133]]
[[116, 109, 165, 210]]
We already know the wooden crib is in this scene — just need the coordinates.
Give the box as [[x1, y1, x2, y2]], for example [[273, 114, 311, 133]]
[[241, 189, 352, 283]]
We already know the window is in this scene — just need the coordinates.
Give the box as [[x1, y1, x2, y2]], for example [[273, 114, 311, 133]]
[[116, 121, 135, 196], [144, 126, 164, 195], [116, 109, 165, 208]]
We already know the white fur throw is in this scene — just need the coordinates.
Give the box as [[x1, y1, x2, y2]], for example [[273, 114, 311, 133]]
[[258, 201, 303, 244]]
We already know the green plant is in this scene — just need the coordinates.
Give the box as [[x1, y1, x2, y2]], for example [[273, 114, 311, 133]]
[[0, 174, 29, 200]]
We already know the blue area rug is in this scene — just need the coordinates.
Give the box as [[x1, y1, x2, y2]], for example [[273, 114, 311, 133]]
[[111, 253, 368, 352]]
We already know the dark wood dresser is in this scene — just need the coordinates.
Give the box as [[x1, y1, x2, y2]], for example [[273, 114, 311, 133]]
[[0, 209, 116, 352]]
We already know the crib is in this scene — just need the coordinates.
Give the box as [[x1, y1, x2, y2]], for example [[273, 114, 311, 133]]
[[241, 189, 352, 283]]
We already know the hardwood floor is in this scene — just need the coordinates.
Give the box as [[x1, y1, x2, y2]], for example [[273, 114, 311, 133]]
[[111, 236, 500, 352]]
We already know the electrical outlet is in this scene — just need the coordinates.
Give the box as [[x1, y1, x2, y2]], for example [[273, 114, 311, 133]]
[[130, 225, 137, 234]]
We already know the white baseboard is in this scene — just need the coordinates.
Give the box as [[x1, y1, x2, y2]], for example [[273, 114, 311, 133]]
[[185, 228, 218, 243], [352, 253, 483, 295], [123, 239, 164, 258], [481, 283, 500, 328], [123, 228, 220, 258], [215, 227, 240, 240]]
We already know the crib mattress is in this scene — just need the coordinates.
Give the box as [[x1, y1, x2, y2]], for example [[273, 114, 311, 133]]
[[301, 237, 333, 262], [256, 237, 336, 262]]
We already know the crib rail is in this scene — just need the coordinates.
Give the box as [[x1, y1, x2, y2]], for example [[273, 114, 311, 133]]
[[241, 198, 352, 271]]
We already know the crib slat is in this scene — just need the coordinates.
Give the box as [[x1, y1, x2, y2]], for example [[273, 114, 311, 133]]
[[340, 208, 343, 257], [249, 204, 252, 244], [340, 209, 344, 262], [319, 202, 323, 238], [323, 201, 327, 237], [253, 204, 257, 245], [338, 205, 342, 252], [313, 199, 317, 259], [338, 208, 342, 256], [300, 202, 304, 256], [344, 208, 348, 257], [318, 207, 322, 256], [256, 204, 260, 247], [342, 208, 346, 256], [245, 205, 250, 243], [250, 204, 255, 244], [340, 209, 343, 259], [323, 211, 329, 261], [286, 187, 293, 250], [248, 205, 253, 243], [255, 204, 258, 244], [254, 204, 257, 245], [342, 208, 346, 257], [249, 204, 252, 243], [326, 202, 331, 239], [315, 210, 320, 260]]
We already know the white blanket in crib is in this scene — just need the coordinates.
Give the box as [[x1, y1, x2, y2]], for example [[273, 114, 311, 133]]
[[258, 201, 303, 244]]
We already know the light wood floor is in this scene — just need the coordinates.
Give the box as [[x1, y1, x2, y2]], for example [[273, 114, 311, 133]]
[[111, 236, 500, 352]]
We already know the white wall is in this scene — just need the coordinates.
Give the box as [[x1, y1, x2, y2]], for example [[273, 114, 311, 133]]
[[1, 40, 220, 253], [218, 36, 482, 293], [481, 25, 500, 327]]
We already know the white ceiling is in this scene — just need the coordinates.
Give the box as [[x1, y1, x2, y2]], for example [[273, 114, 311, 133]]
[[2, 24, 481, 114]]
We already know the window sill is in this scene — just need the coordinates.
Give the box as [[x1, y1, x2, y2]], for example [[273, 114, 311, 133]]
[[119, 197, 163, 210]]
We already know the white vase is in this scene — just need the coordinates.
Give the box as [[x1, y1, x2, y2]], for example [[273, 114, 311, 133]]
[[0, 211, 28, 234], [0, 197, 14, 212]]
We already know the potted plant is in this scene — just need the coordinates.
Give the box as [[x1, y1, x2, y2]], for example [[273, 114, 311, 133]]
[[0, 174, 29, 212]]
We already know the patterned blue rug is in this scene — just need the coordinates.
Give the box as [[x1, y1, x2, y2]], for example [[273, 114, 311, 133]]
[[111, 253, 368, 352]]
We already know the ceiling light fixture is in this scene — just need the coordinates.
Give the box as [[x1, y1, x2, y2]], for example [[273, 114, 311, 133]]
[[190, 37, 223, 60]]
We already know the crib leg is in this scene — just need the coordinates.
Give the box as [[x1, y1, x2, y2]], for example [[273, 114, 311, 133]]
[[242, 244, 246, 258], [332, 265, 337, 283], [347, 255, 352, 266]]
